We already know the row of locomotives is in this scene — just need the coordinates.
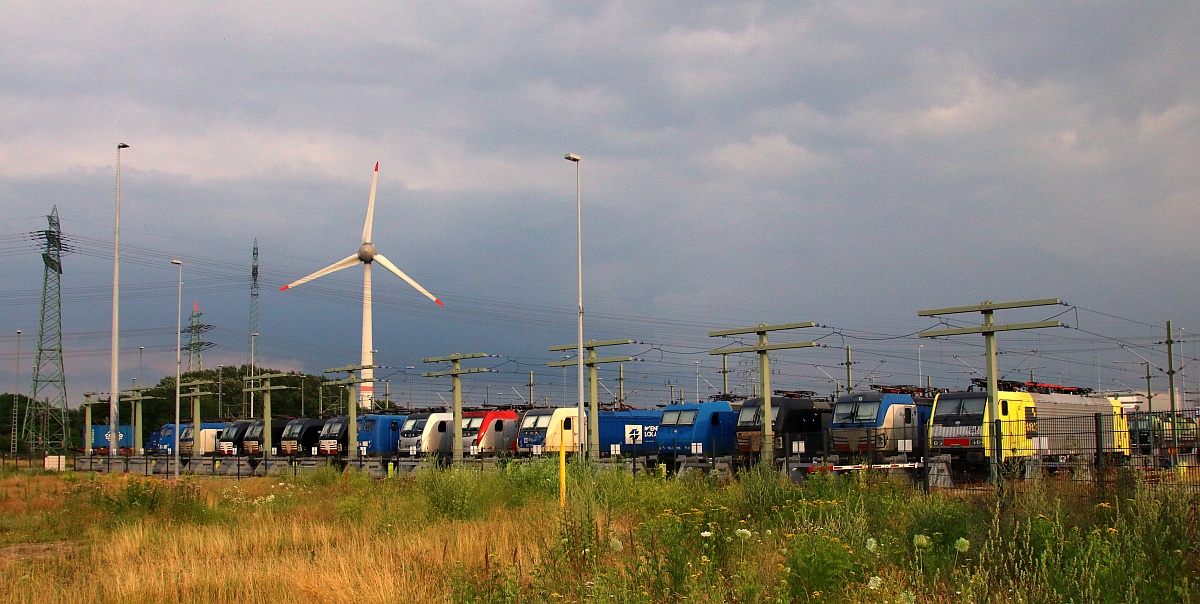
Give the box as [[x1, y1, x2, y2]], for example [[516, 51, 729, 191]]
[[930, 380, 1130, 482], [280, 418, 326, 456], [656, 400, 740, 471], [734, 391, 832, 468], [398, 412, 454, 457], [828, 385, 934, 465], [1128, 410, 1199, 469], [514, 407, 664, 458], [461, 409, 519, 456], [516, 407, 579, 454], [597, 407, 662, 460]]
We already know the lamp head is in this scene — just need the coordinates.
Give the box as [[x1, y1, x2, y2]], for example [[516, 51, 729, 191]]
[[171, 259, 182, 265], [564, 153, 580, 162], [118, 143, 129, 149]]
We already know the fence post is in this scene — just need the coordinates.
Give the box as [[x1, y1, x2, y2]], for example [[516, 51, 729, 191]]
[[711, 435, 716, 472], [920, 417, 929, 494], [1094, 412, 1104, 488], [822, 426, 830, 466], [993, 418, 1004, 485]]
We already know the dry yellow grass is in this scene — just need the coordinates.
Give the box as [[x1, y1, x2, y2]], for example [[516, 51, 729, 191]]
[[0, 473, 559, 603]]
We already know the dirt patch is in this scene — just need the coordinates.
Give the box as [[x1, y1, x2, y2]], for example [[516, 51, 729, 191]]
[[0, 541, 76, 562]]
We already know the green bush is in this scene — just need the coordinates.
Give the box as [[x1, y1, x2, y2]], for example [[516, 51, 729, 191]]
[[416, 466, 489, 520]]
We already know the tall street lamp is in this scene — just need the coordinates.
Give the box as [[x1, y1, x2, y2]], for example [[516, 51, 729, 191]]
[[172, 259, 182, 478], [564, 152, 586, 457], [406, 366, 415, 411], [918, 344, 923, 390], [110, 142, 129, 458]]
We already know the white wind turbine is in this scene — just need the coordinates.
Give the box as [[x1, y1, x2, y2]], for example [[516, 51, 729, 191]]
[[280, 162, 442, 411]]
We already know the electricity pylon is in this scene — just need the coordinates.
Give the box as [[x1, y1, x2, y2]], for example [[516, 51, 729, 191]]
[[185, 302, 214, 372], [22, 207, 71, 453]]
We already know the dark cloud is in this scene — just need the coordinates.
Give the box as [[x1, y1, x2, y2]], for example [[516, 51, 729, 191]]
[[1, 2, 1197, 406]]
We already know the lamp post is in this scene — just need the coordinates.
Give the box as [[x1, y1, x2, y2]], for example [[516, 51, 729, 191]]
[[564, 152, 586, 456], [110, 142, 129, 458], [406, 366, 414, 410], [172, 259, 182, 478], [918, 344, 923, 390], [695, 361, 700, 403]]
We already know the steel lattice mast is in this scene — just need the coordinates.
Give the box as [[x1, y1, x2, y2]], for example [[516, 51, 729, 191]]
[[22, 206, 71, 453], [185, 302, 214, 372]]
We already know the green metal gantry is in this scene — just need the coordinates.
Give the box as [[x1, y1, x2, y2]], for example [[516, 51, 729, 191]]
[[709, 322, 817, 465]]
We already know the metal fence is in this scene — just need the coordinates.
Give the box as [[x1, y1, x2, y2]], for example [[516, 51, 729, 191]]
[[770, 409, 1200, 494], [29, 409, 1200, 494]]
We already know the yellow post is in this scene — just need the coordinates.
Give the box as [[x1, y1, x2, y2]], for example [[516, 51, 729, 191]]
[[559, 418, 568, 508]]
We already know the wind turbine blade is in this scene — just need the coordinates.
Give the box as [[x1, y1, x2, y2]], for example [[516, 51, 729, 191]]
[[278, 254, 360, 290], [362, 162, 379, 244], [374, 253, 443, 306]]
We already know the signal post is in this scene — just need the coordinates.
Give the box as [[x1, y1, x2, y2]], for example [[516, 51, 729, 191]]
[[708, 322, 817, 465], [422, 353, 490, 466], [178, 380, 213, 458], [548, 339, 634, 459], [918, 298, 1063, 483], [121, 385, 158, 455], [81, 392, 102, 456], [325, 364, 373, 460], [244, 373, 289, 457]]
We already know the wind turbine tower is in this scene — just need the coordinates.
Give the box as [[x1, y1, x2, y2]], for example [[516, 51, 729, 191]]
[[22, 206, 71, 453], [279, 163, 443, 411]]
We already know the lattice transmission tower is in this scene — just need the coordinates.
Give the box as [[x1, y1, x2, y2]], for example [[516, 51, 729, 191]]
[[185, 302, 215, 372], [22, 206, 71, 453]]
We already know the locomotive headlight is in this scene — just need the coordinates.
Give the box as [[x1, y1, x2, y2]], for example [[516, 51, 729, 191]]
[[970, 437, 983, 446], [933, 438, 944, 446]]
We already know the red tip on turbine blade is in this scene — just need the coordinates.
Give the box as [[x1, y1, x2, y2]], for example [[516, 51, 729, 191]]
[[278, 285, 289, 291], [435, 299, 444, 306], [374, 162, 379, 171], [193, 302, 200, 312]]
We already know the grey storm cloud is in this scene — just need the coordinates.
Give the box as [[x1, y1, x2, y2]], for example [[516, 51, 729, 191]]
[[1, 2, 1198, 406]]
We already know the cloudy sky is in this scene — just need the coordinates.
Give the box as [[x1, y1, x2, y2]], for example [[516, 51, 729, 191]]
[[1, 2, 1198, 409]]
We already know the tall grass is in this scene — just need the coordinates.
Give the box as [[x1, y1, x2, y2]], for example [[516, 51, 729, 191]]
[[0, 464, 1195, 603]]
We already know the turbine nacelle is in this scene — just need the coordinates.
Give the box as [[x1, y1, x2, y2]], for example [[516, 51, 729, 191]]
[[358, 242, 377, 263]]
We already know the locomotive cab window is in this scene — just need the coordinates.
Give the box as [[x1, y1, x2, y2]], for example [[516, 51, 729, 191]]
[[562, 417, 572, 431], [437, 421, 446, 433], [1001, 400, 1009, 416], [904, 408, 913, 425], [737, 406, 759, 426], [494, 420, 503, 431]]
